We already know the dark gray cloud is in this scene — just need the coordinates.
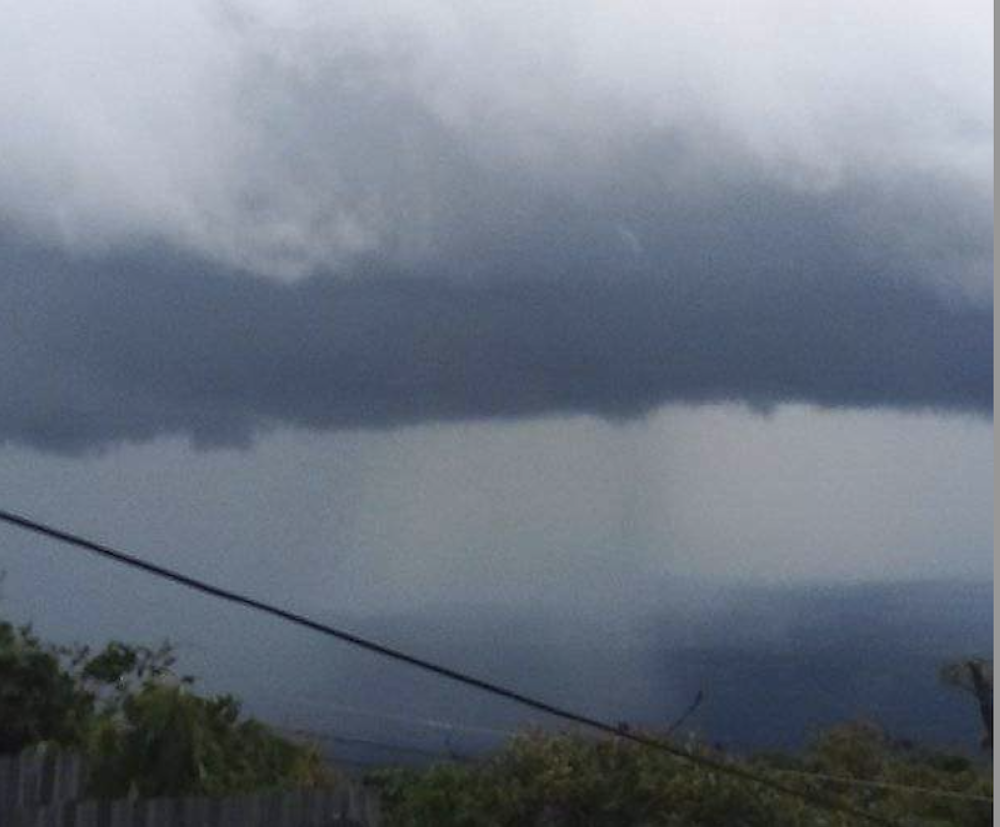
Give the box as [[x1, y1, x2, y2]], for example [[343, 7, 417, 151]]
[[0, 2, 991, 452], [1, 162, 990, 453]]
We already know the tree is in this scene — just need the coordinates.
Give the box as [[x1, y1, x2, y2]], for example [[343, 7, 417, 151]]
[[940, 658, 993, 750], [0, 618, 335, 796], [0, 621, 93, 753]]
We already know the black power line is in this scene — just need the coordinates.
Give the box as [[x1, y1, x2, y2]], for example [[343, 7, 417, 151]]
[[0, 506, 902, 826]]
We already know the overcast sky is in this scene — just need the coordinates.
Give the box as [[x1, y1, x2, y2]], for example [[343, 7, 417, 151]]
[[0, 1, 992, 676]]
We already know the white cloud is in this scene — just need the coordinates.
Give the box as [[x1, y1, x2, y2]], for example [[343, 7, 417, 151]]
[[0, 0, 991, 279]]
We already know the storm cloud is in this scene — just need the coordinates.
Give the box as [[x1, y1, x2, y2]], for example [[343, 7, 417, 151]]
[[1, 0, 992, 275], [1, 167, 991, 453], [0, 0, 991, 451]]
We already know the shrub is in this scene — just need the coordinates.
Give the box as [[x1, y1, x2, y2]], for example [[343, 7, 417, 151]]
[[372, 726, 993, 827], [0, 619, 334, 797]]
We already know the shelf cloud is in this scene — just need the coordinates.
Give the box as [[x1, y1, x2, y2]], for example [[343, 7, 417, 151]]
[[0, 0, 991, 451]]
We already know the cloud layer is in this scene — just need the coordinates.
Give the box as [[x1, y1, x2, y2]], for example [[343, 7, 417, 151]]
[[0, 0, 992, 451], [1, 193, 990, 453], [1, 1, 992, 282]]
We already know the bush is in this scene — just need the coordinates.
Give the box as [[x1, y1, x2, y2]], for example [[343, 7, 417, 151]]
[[0, 619, 334, 797], [0, 622, 93, 753], [370, 731, 811, 827], [371, 725, 993, 827]]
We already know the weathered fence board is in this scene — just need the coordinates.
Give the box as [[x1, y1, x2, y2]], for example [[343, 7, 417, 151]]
[[0, 748, 85, 811], [2, 791, 379, 827], [0, 747, 380, 827]]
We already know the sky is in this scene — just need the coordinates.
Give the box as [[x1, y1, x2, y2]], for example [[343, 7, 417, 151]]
[[0, 0, 993, 744]]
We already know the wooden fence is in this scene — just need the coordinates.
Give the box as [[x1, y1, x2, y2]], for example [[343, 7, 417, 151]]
[[0, 746, 381, 826]]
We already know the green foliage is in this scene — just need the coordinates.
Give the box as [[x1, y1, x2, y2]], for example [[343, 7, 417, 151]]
[[790, 722, 994, 827], [370, 731, 812, 827], [0, 619, 334, 798], [371, 724, 993, 827], [807, 721, 887, 779], [86, 684, 334, 798], [0, 621, 94, 753]]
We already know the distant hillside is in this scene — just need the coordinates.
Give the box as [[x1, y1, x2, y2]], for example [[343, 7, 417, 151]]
[[284, 579, 992, 766], [648, 580, 994, 751]]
